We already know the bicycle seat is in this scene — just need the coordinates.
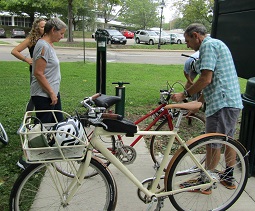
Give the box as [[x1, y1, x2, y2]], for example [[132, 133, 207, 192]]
[[165, 101, 202, 111], [93, 94, 121, 109]]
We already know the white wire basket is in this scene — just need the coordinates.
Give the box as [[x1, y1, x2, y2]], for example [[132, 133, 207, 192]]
[[19, 110, 88, 163]]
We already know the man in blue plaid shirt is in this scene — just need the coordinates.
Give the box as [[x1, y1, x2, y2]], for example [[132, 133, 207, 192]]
[[172, 23, 243, 194]]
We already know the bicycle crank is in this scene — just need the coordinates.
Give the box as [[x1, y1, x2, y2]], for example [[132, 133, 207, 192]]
[[137, 177, 161, 204], [116, 145, 137, 164]]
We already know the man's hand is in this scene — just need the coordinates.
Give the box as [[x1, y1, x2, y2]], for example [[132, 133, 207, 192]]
[[171, 92, 186, 102], [186, 106, 200, 117]]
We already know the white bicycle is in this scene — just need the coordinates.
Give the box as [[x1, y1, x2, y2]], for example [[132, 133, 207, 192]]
[[10, 94, 249, 211], [0, 122, 8, 145]]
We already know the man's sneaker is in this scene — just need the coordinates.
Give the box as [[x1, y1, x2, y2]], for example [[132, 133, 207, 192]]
[[180, 176, 212, 195], [219, 172, 236, 190], [17, 157, 29, 170]]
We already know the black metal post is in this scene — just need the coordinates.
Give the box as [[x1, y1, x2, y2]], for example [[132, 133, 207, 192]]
[[95, 30, 108, 94], [158, 1, 165, 49], [82, 15, 86, 63]]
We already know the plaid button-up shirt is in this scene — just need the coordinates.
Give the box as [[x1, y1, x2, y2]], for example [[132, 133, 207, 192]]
[[195, 36, 243, 117]]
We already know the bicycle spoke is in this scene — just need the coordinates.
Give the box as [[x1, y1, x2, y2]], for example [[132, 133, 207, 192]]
[[167, 135, 248, 211]]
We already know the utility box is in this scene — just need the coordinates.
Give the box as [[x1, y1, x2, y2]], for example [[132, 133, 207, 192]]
[[211, 0, 255, 79], [239, 77, 255, 176]]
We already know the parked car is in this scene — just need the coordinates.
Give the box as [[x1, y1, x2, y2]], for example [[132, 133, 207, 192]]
[[135, 30, 166, 45], [11, 28, 26, 38], [0, 28, 6, 38], [94, 29, 126, 45], [122, 30, 134, 39], [170, 33, 185, 44], [153, 30, 170, 43]]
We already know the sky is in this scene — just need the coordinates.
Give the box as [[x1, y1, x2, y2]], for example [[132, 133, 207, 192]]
[[162, 0, 177, 22]]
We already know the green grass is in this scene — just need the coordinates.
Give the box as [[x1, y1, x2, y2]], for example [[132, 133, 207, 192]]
[[0, 61, 247, 210], [73, 31, 94, 38], [0, 26, 94, 39], [55, 40, 190, 50]]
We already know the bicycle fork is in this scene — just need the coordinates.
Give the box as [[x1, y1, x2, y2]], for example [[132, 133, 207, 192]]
[[46, 151, 93, 206]]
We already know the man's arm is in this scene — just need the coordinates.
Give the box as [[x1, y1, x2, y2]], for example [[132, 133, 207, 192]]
[[187, 70, 213, 96], [184, 72, 194, 89], [171, 69, 213, 102]]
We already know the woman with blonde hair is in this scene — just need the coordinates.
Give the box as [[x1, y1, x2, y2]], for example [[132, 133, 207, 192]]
[[11, 18, 46, 170], [11, 17, 46, 112]]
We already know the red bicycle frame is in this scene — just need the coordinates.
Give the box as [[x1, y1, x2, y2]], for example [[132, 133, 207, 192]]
[[117, 103, 174, 147]]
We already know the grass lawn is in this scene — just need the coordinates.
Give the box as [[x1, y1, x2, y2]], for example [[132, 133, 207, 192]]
[[0, 61, 247, 210], [55, 40, 190, 50]]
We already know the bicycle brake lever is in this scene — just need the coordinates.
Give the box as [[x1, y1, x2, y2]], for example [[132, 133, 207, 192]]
[[88, 117, 108, 130]]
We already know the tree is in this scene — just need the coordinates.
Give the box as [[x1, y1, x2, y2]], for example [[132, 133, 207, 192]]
[[75, 1, 96, 31], [119, 0, 159, 29], [0, 0, 89, 42], [0, 0, 54, 25], [94, 0, 122, 29], [171, 0, 214, 31]]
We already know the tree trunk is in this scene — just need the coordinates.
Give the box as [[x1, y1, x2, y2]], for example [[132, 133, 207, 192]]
[[29, 13, 35, 28], [67, 0, 74, 42]]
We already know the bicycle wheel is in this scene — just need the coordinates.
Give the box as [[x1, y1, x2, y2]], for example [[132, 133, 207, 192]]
[[166, 134, 248, 211], [10, 158, 117, 211], [0, 123, 8, 144], [150, 114, 205, 166]]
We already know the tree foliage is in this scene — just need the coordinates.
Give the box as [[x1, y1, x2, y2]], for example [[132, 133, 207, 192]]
[[119, 0, 160, 29], [171, 0, 214, 32], [0, 0, 55, 25], [94, 0, 122, 28]]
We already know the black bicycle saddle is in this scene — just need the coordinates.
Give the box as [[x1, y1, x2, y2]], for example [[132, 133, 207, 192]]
[[93, 94, 121, 109]]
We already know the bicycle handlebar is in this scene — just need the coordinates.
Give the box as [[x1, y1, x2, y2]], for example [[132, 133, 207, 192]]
[[80, 94, 123, 122], [181, 53, 197, 60]]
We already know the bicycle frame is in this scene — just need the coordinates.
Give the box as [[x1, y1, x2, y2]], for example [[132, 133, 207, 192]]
[[60, 126, 215, 205], [119, 103, 174, 147], [83, 103, 174, 157]]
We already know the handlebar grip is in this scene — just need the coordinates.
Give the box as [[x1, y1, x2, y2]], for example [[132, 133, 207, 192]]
[[181, 53, 197, 60], [101, 113, 123, 120], [181, 53, 191, 58]]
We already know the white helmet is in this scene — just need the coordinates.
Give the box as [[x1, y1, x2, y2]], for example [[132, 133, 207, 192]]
[[50, 118, 85, 146]]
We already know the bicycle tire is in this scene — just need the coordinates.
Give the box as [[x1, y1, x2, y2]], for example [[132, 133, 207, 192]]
[[10, 158, 117, 211], [150, 114, 205, 166], [166, 134, 248, 211], [0, 123, 8, 145]]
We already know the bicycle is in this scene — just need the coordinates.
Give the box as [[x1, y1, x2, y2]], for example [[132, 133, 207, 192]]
[[10, 94, 249, 210], [0, 122, 8, 145], [78, 81, 205, 168]]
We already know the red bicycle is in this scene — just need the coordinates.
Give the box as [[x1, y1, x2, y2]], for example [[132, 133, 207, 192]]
[[79, 82, 205, 168]]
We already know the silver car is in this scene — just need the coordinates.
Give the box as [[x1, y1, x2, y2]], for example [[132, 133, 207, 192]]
[[170, 33, 186, 44], [135, 30, 166, 45], [0, 28, 6, 38], [154, 31, 170, 44], [11, 28, 26, 38]]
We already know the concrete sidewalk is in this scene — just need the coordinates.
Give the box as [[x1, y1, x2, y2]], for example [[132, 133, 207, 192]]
[[109, 136, 255, 211]]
